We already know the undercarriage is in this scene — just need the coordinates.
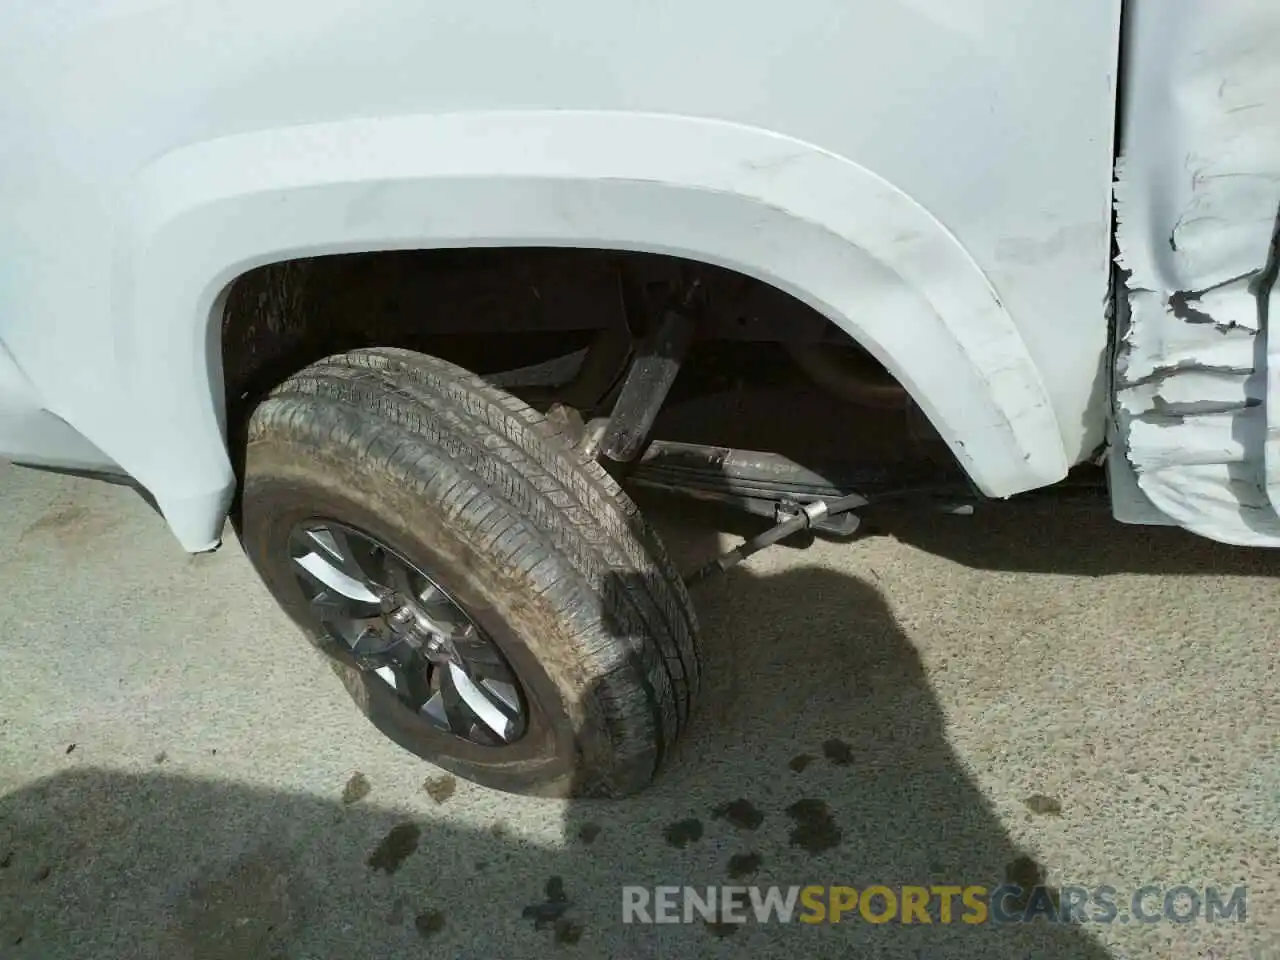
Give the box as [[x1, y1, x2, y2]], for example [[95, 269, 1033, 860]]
[[487, 276, 974, 582], [223, 248, 1104, 585]]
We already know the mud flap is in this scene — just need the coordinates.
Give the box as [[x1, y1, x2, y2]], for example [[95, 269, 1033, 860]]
[[1111, 0, 1280, 546]]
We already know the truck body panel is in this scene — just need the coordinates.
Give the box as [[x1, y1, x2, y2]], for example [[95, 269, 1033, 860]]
[[1112, 0, 1280, 545], [0, 0, 1121, 549]]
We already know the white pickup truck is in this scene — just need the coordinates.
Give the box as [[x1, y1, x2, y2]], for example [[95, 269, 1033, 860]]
[[1, 1, 1276, 796]]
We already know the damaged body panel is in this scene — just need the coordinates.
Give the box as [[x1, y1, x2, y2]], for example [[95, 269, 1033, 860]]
[[0, 0, 1121, 551], [6, 0, 1280, 554], [1113, 0, 1280, 544]]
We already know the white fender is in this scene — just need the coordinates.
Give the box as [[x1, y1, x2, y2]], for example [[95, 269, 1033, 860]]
[[111, 112, 1066, 550]]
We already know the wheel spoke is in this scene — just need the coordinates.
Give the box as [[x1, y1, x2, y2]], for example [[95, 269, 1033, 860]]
[[421, 689, 448, 726], [479, 678, 521, 716], [296, 525, 388, 597], [392, 663, 434, 710], [457, 642, 517, 685], [328, 526, 390, 585], [294, 550, 381, 605], [382, 554, 421, 603], [438, 664, 480, 736], [308, 588, 378, 624], [446, 662, 516, 740]]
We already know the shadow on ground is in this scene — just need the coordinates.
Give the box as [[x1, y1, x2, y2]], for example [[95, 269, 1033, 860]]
[[641, 485, 1280, 579], [876, 496, 1280, 578], [18, 484, 1270, 958], [0, 522, 1119, 959]]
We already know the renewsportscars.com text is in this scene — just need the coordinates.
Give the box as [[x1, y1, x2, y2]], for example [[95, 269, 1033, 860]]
[[622, 884, 1247, 926]]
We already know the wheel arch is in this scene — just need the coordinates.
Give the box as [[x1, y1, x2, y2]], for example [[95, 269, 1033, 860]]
[[117, 110, 1067, 551]]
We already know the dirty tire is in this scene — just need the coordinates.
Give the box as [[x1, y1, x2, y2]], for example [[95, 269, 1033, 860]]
[[237, 347, 700, 797]]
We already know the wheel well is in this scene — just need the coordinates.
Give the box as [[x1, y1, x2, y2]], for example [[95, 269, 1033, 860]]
[[219, 247, 853, 421]]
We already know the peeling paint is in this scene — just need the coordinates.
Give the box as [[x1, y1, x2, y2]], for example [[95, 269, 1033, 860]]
[[1187, 276, 1260, 331], [1259, 205, 1280, 517], [1117, 368, 1261, 417], [1166, 290, 1216, 326], [1113, 0, 1280, 544], [1126, 408, 1262, 470], [1118, 291, 1254, 384]]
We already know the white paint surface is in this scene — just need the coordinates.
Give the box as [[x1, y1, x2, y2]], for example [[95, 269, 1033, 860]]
[[1113, 0, 1280, 545], [0, 0, 1120, 550], [1267, 277, 1280, 518]]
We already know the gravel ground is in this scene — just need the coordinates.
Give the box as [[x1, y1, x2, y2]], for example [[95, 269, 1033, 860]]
[[0, 463, 1277, 959]]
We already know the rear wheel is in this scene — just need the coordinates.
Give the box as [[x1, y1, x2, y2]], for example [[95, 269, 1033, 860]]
[[237, 347, 700, 797]]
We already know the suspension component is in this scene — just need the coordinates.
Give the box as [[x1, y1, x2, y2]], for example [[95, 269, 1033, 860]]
[[598, 285, 700, 462], [684, 491, 869, 586]]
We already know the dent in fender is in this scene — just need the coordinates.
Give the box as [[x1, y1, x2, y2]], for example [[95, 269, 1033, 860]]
[[118, 112, 1068, 550]]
